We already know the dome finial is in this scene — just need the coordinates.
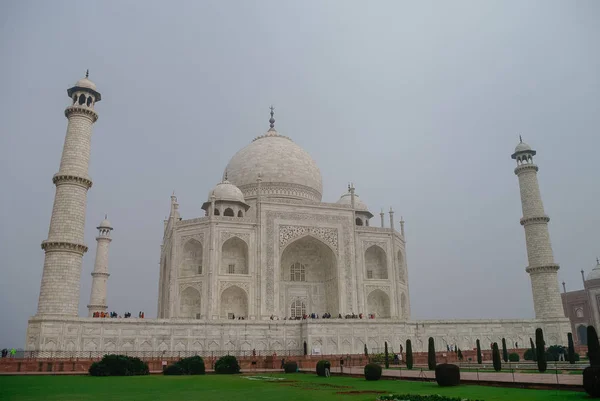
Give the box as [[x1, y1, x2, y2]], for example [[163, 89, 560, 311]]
[[104, 213, 107, 219], [224, 170, 228, 181], [597, 257, 599, 265], [86, 69, 89, 78], [519, 134, 523, 143], [269, 105, 275, 130]]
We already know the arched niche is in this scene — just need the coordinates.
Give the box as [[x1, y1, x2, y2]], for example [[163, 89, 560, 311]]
[[223, 207, 234, 217], [397, 250, 406, 283], [400, 292, 407, 317], [365, 245, 388, 279], [180, 239, 203, 276], [281, 235, 338, 316], [179, 287, 202, 319], [220, 285, 248, 318], [578, 325, 588, 345], [367, 289, 390, 318], [221, 236, 248, 274]]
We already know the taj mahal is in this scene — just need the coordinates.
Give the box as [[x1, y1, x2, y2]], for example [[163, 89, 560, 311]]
[[26, 74, 572, 355]]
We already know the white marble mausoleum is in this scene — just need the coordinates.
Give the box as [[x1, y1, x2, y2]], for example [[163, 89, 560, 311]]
[[26, 75, 571, 355]]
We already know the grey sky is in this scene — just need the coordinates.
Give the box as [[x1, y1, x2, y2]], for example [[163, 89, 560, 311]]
[[1, 1, 598, 348]]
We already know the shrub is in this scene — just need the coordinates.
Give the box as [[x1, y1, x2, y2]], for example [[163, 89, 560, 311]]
[[583, 366, 600, 397], [457, 348, 463, 361], [568, 333, 576, 364], [283, 361, 297, 373], [428, 337, 436, 370], [164, 356, 206, 375], [589, 326, 600, 367], [215, 355, 240, 374], [492, 343, 501, 372], [88, 354, 149, 377], [435, 363, 460, 387], [508, 352, 520, 362], [163, 363, 185, 375], [523, 348, 535, 361], [476, 339, 482, 364], [535, 328, 547, 373], [316, 360, 331, 377], [529, 337, 537, 362], [545, 345, 567, 362], [364, 363, 382, 381], [384, 342, 389, 369], [406, 339, 413, 370], [502, 338, 508, 363]]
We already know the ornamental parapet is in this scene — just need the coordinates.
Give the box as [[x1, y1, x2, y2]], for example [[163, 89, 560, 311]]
[[91, 272, 110, 278], [520, 215, 550, 226], [64, 106, 99, 122], [514, 164, 539, 175], [526, 264, 560, 274], [41, 240, 88, 255], [53, 173, 93, 189], [239, 182, 322, 202]]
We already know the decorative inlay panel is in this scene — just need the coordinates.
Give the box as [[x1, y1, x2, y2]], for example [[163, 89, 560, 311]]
[[219, 281, 250, 295], [279, 225, 338, 252], [365, 285, 391, 296], [180, 233, 204, 244], [266, 211, 353, 313], [363, 240, 387, 251], [221, 231, 250, 245]]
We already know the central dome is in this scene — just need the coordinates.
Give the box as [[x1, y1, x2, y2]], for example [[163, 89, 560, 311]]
[[223, 124, 322, 202]]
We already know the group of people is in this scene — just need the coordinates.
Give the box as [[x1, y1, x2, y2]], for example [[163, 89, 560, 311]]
[[228, 314, 246, 320], [92, 311, 145, 318], [268, 312, 377, 321], [1, 349, 16, 358]]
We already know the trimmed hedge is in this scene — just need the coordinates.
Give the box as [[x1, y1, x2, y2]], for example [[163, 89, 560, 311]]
[[316, 360, 331, 377], [434, 363, 460, 387], [88, 354, 149, 376], [535, 328, 547, 373], [406, 339, 413, 370], [523, 348, 535, 361], [283, 361, 297, 373], [508, 352, 520, 362], [583, 366, 600, 398], [214, 355, 241, 374], [163, 356, 205, 375], [427, 337, 436, 370], [364, 363, 382, 381], [492, 342, 501, 372]]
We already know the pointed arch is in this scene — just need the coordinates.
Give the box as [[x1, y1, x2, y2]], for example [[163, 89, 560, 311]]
[[221, 236, 248, 274], [367, 289, 390, 318], [220, 285, 248, 318], [181, 239, 203, 276], [281, 234, 338, 316], [365, 245, 388, 279], [400, 292, 407, 318], [290, 298, 306, 319], [223, 207, 234, 217], [179, 286, 202, 319]]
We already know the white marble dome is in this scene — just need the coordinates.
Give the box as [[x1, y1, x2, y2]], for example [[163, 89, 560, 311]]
[[98, 216, 112, 229], [75, 77, 97, 91], [209, 179, 245, 203], [224, 129, 323, 202], [587, 260, 600, 281], [337, 192, 369, 211], [514, 141, 532, 153]]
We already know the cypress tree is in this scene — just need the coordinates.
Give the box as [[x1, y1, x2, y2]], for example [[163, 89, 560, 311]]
[[457, 348, 463, 361], [492, 342, 501, 372], [502, 338, 508, 363], [364, 343, 368, 357], [428, 337, 436, 370], [406, 339, 413, 370], [384, 341, 389, 369], [587, 326, 600, 367], [529, 337, 537, 362], [567, 333, 575, 364], [476, 339, 482, 364], [535, 328, 547, 372]]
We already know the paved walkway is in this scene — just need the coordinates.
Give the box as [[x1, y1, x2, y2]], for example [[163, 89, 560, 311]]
[[331, 366, 583, 387]]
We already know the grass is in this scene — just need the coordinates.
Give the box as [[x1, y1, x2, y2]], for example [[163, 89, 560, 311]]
[[0, 373, 589, 401]]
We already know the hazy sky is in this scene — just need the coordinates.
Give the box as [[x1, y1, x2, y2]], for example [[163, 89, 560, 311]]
[[1, 1, 598, 348]]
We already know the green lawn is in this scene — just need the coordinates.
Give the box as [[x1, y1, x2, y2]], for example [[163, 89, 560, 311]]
[[0, 373, 589, 401]]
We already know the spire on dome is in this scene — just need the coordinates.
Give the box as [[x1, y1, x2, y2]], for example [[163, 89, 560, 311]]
[[86, 69, 89, 78], [268, 105, 276, 131], [519, 135, 523, 143]]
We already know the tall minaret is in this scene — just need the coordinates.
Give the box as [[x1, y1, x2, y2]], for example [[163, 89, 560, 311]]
[[512, 137, 564, 319], [87, 216, 112, 316], [37, 72, 101, 316]]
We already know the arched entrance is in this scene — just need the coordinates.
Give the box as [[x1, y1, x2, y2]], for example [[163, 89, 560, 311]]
[[181, 239, 202, 276], [220, 285, 248, 319], [367, 289, 391, 318], [221, 237, 248, 274], [179, 287, 202, 319], [365, 245, 388, 279], [281, 235, 338, 317]]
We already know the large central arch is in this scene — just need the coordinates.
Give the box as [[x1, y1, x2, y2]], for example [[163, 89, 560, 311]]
[[280, 235, 338, 317]]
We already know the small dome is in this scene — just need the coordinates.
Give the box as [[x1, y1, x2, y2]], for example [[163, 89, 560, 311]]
[[75, 77, 97, 91], [514, 141, 532, 153], [98, 216, 112, 229], [337, 192, 369, 211], [586, 259, 600, 281], [209, 180, 245, 203]]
